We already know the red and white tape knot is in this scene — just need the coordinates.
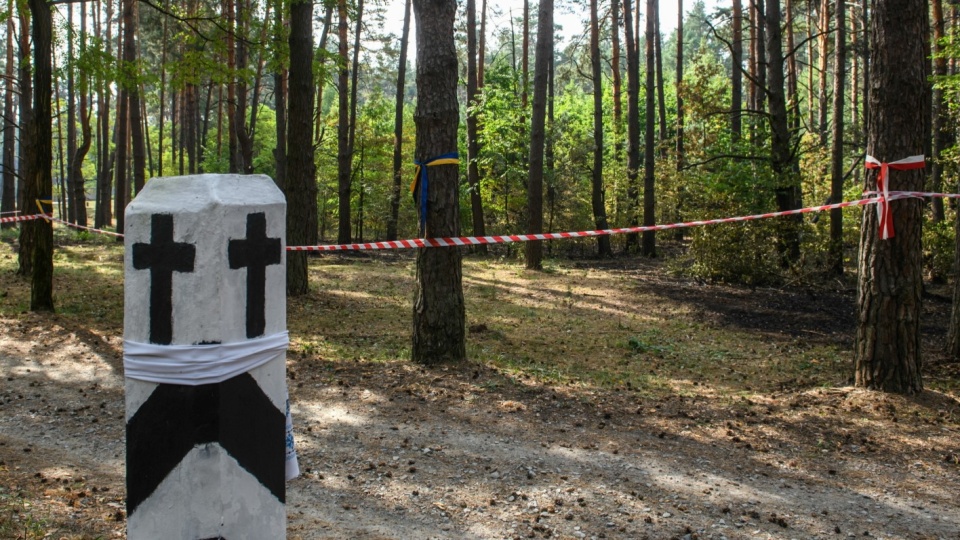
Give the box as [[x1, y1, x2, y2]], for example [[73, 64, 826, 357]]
[[864, 154, 925, 239]]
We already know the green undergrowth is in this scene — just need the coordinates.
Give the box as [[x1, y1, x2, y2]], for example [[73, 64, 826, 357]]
[[2, 238, 954, 397]]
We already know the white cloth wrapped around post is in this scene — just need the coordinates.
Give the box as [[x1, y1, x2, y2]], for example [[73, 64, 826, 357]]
[[123, 331, 299, 481]]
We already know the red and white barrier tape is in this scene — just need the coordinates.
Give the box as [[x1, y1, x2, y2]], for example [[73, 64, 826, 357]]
[[287, 196, 880, 252], [0, 189, 946, 251], [51, 217, 124, 238], [0, 212, 48, 224], [864, 154, 926, 239]]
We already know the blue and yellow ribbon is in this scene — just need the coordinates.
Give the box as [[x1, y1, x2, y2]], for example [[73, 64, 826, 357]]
[[35, 199, 53, 221], [410, 152, 459, 234]]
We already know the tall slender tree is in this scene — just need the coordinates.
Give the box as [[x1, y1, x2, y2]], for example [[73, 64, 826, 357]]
[[71, 1, 91, 226], [766, 0, 801, 264], [622, 0, 641, 251], [829, 0, 847, 274], [731, 0, 742, 139], [66, 3, 78, 223], [411, 0, 465, 365], [24, 0, 53, 311], [526, 0, 553, 269], [124, 0, 145, 194], [388, 0, 412, 241], [1, 0, 16, 227], [286, 0, 316, 295], [589, 0, 613, 257], [855, 0, 928, 394], [337, 0, 351, 244], [464, 0, 486, 249], [642, 0, 656, 256], [930, 0, 949, 222]]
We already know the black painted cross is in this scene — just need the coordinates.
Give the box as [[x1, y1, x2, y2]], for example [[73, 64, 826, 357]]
[[132, 214, 197, 345], [228, 212, 282, 339]]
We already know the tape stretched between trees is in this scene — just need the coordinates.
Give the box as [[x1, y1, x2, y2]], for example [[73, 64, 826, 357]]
[[2, 189, 952, 250]]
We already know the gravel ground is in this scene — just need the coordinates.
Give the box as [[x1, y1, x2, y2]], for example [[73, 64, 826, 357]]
[[1, 311, 959, 540]]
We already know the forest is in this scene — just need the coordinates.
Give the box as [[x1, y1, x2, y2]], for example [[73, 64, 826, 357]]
[[0, 0, 958, 388], [2, 1, 960, 537]]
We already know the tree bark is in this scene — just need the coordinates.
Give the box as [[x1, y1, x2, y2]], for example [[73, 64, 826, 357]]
[[463, 0, 486, 249], [71, 1, 91, 226], [654, 3, 667, 148], [766, 0, 801, 265], [273, 0, 287, 192], [114, 10, 128, 236], [829, 0, 846, 274], [66, 3, 77, 223], [95, 0, 113, 229], [16, 6, 33, 275], [388, 0, 412, 241], [622, 0, 641, 251], [337, 0, 351, 244], [611, 0, 623, 158], [731, 0, 742, 140], [286, 0, 316, 295], [411, 0, 465, 365], [25, 0, 54, 311], [817, 0, 829, 144], [855, 0, 927, 394], [123, 0, 145, 194], [347, 0, 364, 237], [1, 0, 16, 228], [588, 0, 613, 258], [526, 0, 553, 270], [642, 0, 656, 256], [930, 0, 948, 223]]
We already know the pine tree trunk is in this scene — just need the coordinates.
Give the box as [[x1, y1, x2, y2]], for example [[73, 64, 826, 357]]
[[114, 11, 128, 236], [829, 0, 846, 274], [25, 0, 54, 311], [273, 0, 286, 191], [731, 0, 742, 140], [411, 0, 465, 365], [930, 0, 948, 223], [817, 0, 829, 144], [337, 0, 351, 244], [641, 0, 656, 256], [70, 1, 91, 226], [589, 0, 612, 258], [66, 3, 77, 223], [94, 0, 113, 229], [855, 0, 927, 394], [348, 0, 364, 210], [1, 0, 16, 228], [766, 0, 801, 265], [526, 0, 553, 270], [622, 0, 641, 251], [611, 0, 623, 159], [388, 0, 411, 241], [16, 6, 33, 275], [123, 0, 145, 194], [463, 0, 487, 249], [286, 0, 316, 295], [654, 3, 667, 149]]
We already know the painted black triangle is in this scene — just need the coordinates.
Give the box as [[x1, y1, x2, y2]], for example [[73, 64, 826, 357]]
[[126, 373, 285, 516]]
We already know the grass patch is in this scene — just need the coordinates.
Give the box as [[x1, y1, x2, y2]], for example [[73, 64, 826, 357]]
[[2, 240, 955, 397]]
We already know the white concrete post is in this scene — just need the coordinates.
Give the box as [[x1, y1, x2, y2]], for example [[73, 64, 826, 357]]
[[123, 174, 288, 539]]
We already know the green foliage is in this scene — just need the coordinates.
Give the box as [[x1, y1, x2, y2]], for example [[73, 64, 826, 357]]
[[923, 215, 955, 281]]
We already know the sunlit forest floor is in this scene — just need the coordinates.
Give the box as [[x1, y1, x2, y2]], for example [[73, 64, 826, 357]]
[[1, 231, 958, 539]]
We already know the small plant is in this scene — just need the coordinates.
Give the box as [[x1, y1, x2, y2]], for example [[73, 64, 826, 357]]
[[0, 488, 49, 540]]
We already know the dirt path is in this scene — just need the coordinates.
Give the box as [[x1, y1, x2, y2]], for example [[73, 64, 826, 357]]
[[2, 310, 959, 540]]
